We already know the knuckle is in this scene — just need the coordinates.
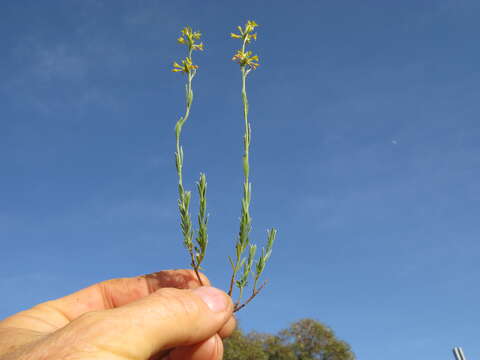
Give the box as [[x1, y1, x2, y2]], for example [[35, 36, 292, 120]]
[[182, 269, 210, 287]]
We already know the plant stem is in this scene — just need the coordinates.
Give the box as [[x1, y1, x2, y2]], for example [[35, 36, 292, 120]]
[[233, 280, 267, 313], [175, 47, 203, 286], [228, 36, 253, 298]]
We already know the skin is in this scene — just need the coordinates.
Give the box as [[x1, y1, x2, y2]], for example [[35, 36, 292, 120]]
[[0, 269, 236, 360]]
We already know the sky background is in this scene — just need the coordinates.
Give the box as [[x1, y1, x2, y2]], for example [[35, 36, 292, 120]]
[[1, 1, 479, 359]]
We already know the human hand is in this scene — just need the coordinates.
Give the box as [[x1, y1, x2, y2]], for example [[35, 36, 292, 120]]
[[0, 269, 236, 360]]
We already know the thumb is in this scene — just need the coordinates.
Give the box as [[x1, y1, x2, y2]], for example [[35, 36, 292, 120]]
[[63, 286, 233, 360]]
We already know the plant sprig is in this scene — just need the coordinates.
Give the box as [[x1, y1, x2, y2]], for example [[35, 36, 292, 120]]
[[171, 21, 276, 312], [172, 27, 206, 286], [228, 20, 277, 312]]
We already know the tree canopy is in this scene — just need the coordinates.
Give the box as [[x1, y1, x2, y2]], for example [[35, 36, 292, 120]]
[[224, 318, 355, 360]]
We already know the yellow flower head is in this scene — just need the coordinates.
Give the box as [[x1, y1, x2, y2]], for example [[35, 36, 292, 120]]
[[177, 26, 204, 51], [231, 20, 260, 70], [230, 20, 259, 42], [172, 57, 199, 74], [232, 50, 260, 70], [192, 43, 204, 51], [245, 20, 258, 33]]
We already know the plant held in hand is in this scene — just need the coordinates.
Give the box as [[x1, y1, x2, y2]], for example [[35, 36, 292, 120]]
[[172, 27, 207, 286], [171, 21, 276, 312], [228, 20, 277, 312]]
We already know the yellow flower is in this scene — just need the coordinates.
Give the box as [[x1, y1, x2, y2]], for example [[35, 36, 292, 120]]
[[232, 50, 260, 70], [231, 21, 259, 43], [178, 27, 203, 51], [192, 42, 204, 51], [172, 62, 184, 72], [172, 57, 199, 74], [181, 27, 193, 37], [245, 20, 258, 33], [244, 32, 258, 44]]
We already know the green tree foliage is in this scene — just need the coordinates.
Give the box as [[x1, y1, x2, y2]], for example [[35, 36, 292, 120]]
[[224, 319, 355, 360], [223, 328, 268, 360], [279, 319, 355, 360]]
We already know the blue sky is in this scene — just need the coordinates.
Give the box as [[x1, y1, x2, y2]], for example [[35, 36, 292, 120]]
[[1, 1, 479, 359]]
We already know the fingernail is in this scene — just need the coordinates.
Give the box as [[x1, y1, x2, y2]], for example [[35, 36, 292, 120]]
[[193, 286, 229, 313]]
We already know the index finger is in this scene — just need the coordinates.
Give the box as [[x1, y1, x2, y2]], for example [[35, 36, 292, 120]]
[[1, 269, 210, 332]]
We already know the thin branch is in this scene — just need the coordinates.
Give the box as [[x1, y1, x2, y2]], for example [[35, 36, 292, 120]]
[[228, 272, 235, 297], [233, 280, 267, 313], [194, 267, 204, 286], [189, 255, 204, 286]]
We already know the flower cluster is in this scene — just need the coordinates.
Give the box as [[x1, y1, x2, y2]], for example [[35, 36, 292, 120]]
[[172, 27, 203, 75], [177, 26, 204, 51], [231, 20, 260, 71], [232, 50, 259, 70], [230, 20, 258, 44], [172, 57, 198, 74]]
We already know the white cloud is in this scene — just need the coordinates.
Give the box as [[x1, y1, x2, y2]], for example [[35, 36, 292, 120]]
[[2, 29, 132, 117], [32, 44, 88, 83]]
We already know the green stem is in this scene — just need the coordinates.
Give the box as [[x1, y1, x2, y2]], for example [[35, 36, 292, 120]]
[[233, 280, 267, 313], [175, 47, 203, 286], [228, 41, 252, 297]]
